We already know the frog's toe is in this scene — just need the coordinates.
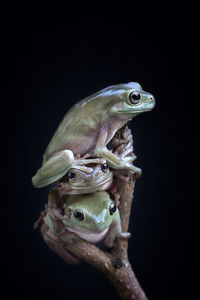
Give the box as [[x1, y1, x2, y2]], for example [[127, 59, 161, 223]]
[[121, 154, 135, 163], [129, 165, 142, 177], [118, 232, 131, 240]]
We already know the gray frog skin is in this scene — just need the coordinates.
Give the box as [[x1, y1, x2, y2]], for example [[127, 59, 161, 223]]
[[57, 162, 113, 197], [32, 82, 155, 188], [45, 191, 130, 248]]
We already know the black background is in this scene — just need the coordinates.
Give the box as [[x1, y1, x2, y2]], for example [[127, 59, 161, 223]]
[[1, 2, 198, 300]]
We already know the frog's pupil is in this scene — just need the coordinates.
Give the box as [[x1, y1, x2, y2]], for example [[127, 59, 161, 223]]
[[129, 91, 141, 104], [67, 172, 76, 179], [73, 210, 84, 221], [109, 202, 116, 215], [101, 163, 109, 172]]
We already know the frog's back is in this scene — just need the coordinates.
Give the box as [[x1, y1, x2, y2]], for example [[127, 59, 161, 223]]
[[43, 82, 140, 161]]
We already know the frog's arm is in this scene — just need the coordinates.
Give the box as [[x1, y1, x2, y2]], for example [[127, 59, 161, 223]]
[[44, 208, 81, 245], [41, 223, 80, 265], [104, 210, 131, 248], [94, 128, 141, 175], [44, 190, 79, 243]]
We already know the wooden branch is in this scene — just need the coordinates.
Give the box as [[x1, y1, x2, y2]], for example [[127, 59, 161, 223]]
[[38, 126, 148, 300], [48, 175, 148, 300]]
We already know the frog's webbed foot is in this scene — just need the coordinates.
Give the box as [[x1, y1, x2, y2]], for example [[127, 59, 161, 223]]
[[56, 182, 73, 197], [112, 125, 133, 147], [32, 150, 75, 188], [72, 153, 106, 169], [114, 143, 136, 164], [113, 127, 135, 162], [111, 125, 142, 178], [95, 147, 141, 177]]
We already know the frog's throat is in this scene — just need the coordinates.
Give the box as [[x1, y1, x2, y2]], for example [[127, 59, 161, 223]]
[[64, 226, 109, 243]]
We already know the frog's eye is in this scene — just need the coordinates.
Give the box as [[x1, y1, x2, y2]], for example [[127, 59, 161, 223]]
[[129, 90, 141, 104], [109, 202, 116, 215], [65, 172, 76, 181], [101, 163, 109, 173], [73, 209, 84, 221]]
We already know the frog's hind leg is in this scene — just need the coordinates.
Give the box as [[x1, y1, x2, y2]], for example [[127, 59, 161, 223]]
[[32, 150, 74, 188]]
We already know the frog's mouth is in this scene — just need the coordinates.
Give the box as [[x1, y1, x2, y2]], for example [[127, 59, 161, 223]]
[[118, 107, 154, 114], [117, 101, 155, 114], [65, 226, 109, 243], [69, 177, 112, 194]]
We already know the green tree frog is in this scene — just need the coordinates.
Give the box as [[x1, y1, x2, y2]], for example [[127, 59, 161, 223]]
[[44, 191, 130, 250], [32, 82, 155, 188], [56, 162, 113, 197]]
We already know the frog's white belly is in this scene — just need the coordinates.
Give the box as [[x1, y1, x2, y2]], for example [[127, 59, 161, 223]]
[[65, 226, 109, 243]]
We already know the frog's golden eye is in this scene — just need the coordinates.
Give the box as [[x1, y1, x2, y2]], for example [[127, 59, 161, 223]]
[[101, 163, 109, 173], [109, 202, 116, 215], [129, 90, 141, 104], [73, 209, 84, 221]]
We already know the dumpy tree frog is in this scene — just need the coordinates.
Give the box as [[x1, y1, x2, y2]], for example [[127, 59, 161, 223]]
[[45, 191, 130, 249], [32, 82, 155, 188], [56, 162, 113, 197]]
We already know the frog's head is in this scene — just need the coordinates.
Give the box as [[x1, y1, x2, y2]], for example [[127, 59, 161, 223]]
[[62, 191, 117, 233], [108, 82, 155, 119], [60, 163, 113, 195]]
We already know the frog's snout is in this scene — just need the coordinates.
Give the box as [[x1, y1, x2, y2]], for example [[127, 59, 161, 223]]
[[92, 209, 108, 227], [146, 93, 155, 108], [148, 95, 154, 101]]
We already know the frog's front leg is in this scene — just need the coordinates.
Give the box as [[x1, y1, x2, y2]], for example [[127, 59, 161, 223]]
[[93, 128, 123, 166], [46, 191, 80, 244], [44, 208, 81, 246], [32, 150, 75, 188], [104, 210, 131, 248], [96, 146, 141, 176], [94, 128, 141, 176]]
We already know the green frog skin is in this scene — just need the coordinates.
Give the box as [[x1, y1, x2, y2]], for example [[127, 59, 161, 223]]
[[32, 82, 155, 188], [45, 191, 130, 248], [56, 162, 113, 197]]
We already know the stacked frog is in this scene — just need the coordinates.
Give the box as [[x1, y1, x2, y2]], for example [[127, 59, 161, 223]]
[[32, 82, 155, 264]]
